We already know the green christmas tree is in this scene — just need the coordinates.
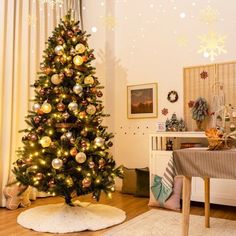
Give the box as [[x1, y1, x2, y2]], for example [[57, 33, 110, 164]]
[[13, 11, 122, 205]]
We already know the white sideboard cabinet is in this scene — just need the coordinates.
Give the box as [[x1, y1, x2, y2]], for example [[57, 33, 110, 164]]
[[150, 132, 236, 206]]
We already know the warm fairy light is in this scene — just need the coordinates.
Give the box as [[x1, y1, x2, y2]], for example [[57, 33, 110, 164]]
[[55, 98, 59, 102], [107, 192, 112, 198], [34, 181, 39, 185], [96, 179, 100, 183], [64, 151, 69, 156], [52, 192, 56, 196], [42, 149, 45, 153], [111, 187, 115, 191], [76, 167, 82, 171], [30, 143, 35, 147], [39, 159, 46, 165], [48, 130, 53, 135], [34, 152, 39, 156], [29, 154, 33, 157], [61, 128, 66, 132], [87, 173, 91, 176], [57, 150, 61, 155], [62, 94, 66, 99]]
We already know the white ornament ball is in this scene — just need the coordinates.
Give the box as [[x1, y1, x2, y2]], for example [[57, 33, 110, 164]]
[[86, 105, 96, 115], [51, 74, 63, 85], [68, 102, 78, 111], [75, 152, 87, 163], [75, 43, 86, 54], [41, 102, 52, 113], [73, 84, 83, 94], [54, 45, 64, 55], [33, 103, 41, 112], [84, 76, 94, 85], [52, 158, 63, 169], [73, 55, 83, 66], [94, 137, 105, 147], [40, 136, 52, 148]]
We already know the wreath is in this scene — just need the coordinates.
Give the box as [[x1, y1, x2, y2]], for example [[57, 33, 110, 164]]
[[167, 91, 178, 103]]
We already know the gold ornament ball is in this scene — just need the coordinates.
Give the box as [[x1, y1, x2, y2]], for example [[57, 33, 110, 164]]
[[41, 102, 52, 113], [51, 158, 63, 169], [51, 74, 63, 85], [54, 45, 64, 55], [94, 137, 105, 147], [75, 152, 87, 163], [75, 43, 86, 54], [68, 102, 78, 111], [40, 136, 52, 148], [73, 55, 83, 66], [84, 76, 94, 85], [79, 111, 87, 119], [86, 105, 96, 115]]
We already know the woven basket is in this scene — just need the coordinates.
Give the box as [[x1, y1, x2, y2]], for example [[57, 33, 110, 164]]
[[207, 138, 230, 150]]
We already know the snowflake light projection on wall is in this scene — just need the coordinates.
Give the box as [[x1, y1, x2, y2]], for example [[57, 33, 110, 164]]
[[200, 5, 219, 24], [102, 15, 116, 30], [177, 35, 188, 47], [40, 0, 63, 8], [198, 31, 227, 61]]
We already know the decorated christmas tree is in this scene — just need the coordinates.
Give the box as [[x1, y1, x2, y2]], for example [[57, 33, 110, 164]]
[[13, 11, 122, 205]]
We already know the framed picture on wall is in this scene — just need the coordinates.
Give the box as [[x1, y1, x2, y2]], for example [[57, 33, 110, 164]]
[[127, 83, 158, 119]]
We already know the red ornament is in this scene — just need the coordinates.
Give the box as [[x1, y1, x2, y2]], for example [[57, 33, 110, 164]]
[[161, 108, 169, 116], [57, 102, 66, 111], [97, 91, 103, 98], [39, 89, 46, 96], [34, 116, 41, 123], [200, 70, 208, 79], [67, 31, 74, 37], [188, 100, 195, 108], [30, 134, 38, 141]]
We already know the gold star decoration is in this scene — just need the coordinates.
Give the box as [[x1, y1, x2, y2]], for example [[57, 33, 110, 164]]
[[198, 31, 227, 61], [102, 15, 116, 30], [200, 6, 219, 24], [177, 35, 188, 47]]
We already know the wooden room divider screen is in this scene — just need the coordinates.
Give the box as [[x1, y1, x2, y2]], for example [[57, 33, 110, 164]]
[[183, 61, 236, 131]]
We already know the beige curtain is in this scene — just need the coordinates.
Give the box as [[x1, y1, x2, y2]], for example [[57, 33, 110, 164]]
[[0, 0, 81, 207]]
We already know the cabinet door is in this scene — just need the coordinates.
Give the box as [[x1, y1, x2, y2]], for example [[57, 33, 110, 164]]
[[191, 177, 236, 206]]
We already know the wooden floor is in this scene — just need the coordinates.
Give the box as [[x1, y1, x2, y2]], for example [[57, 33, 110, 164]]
[[0, 192, 236, 236]]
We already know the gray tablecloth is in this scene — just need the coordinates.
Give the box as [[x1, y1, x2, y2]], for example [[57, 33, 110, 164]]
[[173, 148, 236, 179]]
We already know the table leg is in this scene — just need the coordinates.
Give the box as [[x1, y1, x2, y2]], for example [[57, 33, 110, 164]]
[[204, 177, 210, 228], [182, 176, 192, 236]]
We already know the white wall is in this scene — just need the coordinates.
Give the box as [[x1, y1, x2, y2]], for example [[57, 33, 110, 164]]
[[84, 0, 236, 187]]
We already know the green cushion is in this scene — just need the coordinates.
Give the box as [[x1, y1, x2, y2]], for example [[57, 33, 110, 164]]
[[134, 168, 150, 197], [121, 167, 137, 194]]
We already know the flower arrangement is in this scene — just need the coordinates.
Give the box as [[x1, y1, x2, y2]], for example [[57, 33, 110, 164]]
[[188, 97, 209, 130]]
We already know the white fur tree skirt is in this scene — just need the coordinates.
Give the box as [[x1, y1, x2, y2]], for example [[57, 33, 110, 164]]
[[17, 202, 126, 233]]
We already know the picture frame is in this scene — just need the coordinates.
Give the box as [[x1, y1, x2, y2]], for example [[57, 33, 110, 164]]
[[127, 83, 158, 119], [156, 122, 166, 132]]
